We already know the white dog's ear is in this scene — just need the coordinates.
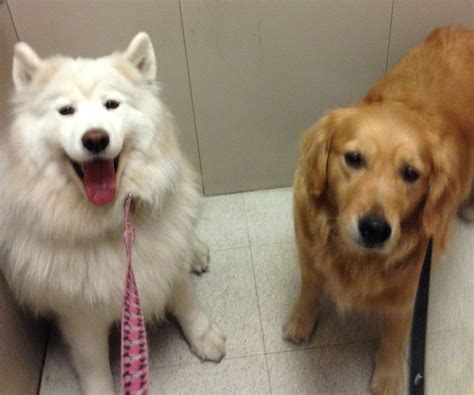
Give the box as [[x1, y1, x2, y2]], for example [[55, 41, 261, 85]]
[[124, 32, 156, 80], [12, 42, 42, 90]]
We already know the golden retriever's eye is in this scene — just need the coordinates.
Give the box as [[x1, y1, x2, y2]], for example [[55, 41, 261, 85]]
[[104, 99, 120, 110], [403, 166, 420, 183], [344, 151, 364, 169], [58, 105, 75, 116]]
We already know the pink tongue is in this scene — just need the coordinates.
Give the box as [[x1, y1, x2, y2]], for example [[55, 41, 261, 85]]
[[83, 159, 116, 206]]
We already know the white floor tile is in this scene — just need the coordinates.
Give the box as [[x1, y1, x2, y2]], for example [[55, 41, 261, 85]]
[[150, 355, 271, 395], [267, 341, 377, 394], [252, 242, 380, 353], [39, 188, 474, 395], [39, 334, 95, 395], [197, 193, 249, 250], [43, 334, 271, 395], [429, 220, 474, 333], [192, 247, 264, 358], [41, 330, 125, 395], [243, 188, 295, 246], [426, 328, 474, 395], [146, 247, 264, 367]]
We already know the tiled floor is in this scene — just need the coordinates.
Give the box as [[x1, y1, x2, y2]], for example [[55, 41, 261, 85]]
[[40, 188, 474, 394]]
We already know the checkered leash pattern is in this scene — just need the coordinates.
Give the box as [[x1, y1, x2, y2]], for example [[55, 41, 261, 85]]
[[121, 194, 149, 395]]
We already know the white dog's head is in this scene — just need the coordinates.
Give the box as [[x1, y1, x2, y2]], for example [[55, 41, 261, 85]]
[[11, 33, 177, 208]]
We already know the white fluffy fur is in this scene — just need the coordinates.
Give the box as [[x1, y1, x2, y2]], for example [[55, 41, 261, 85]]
[[0, 33, 225, 394]]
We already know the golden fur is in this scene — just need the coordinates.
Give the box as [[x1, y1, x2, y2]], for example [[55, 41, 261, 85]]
[[284, 26, 474, 394]]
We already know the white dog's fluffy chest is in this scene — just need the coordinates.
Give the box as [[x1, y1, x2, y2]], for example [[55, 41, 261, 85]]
[[2, 194, 194, 319], [0, 155, 199, 321]]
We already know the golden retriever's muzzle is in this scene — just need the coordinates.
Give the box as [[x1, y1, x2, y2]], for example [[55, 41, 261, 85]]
[[357, 214, 392, 248]]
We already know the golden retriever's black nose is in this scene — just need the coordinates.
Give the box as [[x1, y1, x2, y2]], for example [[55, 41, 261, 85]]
[[82, 129, 109, 153], [358, 214, 392, 247]]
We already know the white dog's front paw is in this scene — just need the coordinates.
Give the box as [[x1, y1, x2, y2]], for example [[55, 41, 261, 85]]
[[189, 321, 226, 362], [191, 239, 210, 274]]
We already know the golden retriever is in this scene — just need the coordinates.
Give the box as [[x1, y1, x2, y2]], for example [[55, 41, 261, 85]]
[[283, 26, 474, 394]]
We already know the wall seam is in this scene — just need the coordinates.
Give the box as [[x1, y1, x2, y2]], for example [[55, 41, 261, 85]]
[[178, 0, 206, 195], [5, 0, 20, 42], [385, 0, 395, 72], [35, 329, 51, 395]]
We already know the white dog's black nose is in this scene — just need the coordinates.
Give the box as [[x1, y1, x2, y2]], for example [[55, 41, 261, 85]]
[[82, 129, 109, 153], [358, 214, 392, 247]]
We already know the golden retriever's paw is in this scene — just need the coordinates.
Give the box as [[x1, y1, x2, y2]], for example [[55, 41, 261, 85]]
[[191, 239, 210, 274], [190, 322, 226, 362], [370, 367, 404, 395], [282, 312, 316, 344]]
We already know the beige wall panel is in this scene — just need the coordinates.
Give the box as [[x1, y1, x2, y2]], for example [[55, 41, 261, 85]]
[[0, 4, 48, 394], [388, 0, 474, 68], [0, 276, 47, 393], [181, 0, 393, 195], [0, 0, 18, 133], [7, 0, 202, 179], [0, 273, 48, 395]]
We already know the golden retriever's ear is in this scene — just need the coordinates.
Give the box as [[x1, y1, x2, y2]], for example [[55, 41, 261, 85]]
[[299, 110, 344, 198], [422, 134, 461, 246]]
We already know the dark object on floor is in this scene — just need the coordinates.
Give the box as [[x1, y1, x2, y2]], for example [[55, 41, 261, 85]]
[[409, 238, 433, 395]]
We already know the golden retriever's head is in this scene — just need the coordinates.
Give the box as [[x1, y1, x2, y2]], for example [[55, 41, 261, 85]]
[[300, 103, 460, 255]]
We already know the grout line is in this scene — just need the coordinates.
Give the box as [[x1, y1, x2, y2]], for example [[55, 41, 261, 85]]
[[242, 196, 274, 394], [204, 239, 295, 254], [149, 336, 381, 371], [205, 186, 293, 199], [205, 244, 251, 253], [249, 239, 295, 248], [263, 338, 379, 358], [177, 0, 206, 194], [384, 0, 395, 72], [428, 326, 474, 335], [36, 325, 52, 395], [5, 0, 20, 42], [153, 352, 271, 370]]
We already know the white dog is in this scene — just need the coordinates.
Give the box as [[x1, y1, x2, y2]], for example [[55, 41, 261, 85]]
[[0, 33, 225, 394]]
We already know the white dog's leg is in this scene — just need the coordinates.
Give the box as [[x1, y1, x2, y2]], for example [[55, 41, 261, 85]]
[[169, 274, 225, 361], [59, 312, 115, 395], [189, 236, 210, 274]]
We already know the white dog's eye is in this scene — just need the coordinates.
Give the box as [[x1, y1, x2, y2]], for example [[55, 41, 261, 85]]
[[58, 105, 75, 116], [104, 99, 120, 110]]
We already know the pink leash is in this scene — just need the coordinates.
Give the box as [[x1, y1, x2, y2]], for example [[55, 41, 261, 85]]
[[121, 194, 149, 395]]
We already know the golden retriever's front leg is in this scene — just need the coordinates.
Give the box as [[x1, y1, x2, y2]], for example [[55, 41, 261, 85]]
[[283, 240, 325, 344], [371, 310, 412, 395]]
